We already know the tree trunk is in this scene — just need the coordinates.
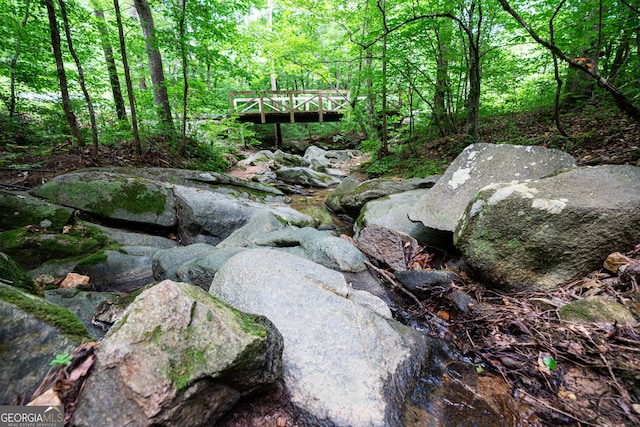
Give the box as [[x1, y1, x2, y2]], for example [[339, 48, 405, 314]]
[[133, 0, 175, 136], [58, 0, 99, 152], [92, 3, 127, 121], [8, 0, 31, 118], [379, 0, 389, 156], [44, 0, 84, 146], [432, 27, 455, 136], [114, 0, 141, 154], [178, 0, 188, 150], [463, 2, 482, 143]]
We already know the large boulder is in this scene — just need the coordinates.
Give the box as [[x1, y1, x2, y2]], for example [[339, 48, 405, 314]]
[[24, 223, 177, 293], [0, 190, 74, 232], [303, 145, 332, 171], [0, 283, 92, 404], [210, 249, 430, 427], [455, 165, 640, 291], [273, 149, 309, 168], [152, 244, 245, 290], [72, 280, 283, 427], [31, 171, 176, 227], [1, 222, 110, 271], [174, 184, 315, 244], [276, 167, 341, 188], [96, 166, 285, 200], [408, 143, 576, 236], [325, 175, 361, 213]]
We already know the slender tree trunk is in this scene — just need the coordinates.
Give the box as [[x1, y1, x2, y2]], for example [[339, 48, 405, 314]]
[[58, 0, 99, 152], [44, 0, 84, 146], [463, 2, 482, 143], [133, 0, 175, 136], [114, 0, 141, 154], [550, 0, 568, 137], [178, 0, 188, 150], [8, 0, 31, 118], [92, 3, 127, 120]]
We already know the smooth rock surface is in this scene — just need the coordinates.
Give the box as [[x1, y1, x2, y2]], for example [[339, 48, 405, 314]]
[[210, 249, 430, 427]]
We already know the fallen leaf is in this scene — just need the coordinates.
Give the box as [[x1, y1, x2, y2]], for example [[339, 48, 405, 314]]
[[27, 388, 62, 407], [558, 388, 577, 400]]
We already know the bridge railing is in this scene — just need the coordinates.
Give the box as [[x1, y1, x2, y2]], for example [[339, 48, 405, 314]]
[[229, 90, 354, 123]]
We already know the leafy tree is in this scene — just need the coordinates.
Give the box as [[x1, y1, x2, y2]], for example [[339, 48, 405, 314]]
[[43, 0, 84, 146]]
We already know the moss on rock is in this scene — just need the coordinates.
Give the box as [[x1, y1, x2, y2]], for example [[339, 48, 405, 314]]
[[559, 297, 638, 325], [0, 252, 42, 296], [0, 282, 92, 342]]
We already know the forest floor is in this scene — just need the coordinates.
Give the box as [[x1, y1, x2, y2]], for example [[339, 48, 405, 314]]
[[1, 103, 640, 426]]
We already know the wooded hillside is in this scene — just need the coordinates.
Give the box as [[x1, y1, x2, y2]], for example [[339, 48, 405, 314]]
[[1, 0, 639, 167]]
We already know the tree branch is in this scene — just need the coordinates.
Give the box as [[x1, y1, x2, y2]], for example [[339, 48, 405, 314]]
[[497, 0, 640, 123]]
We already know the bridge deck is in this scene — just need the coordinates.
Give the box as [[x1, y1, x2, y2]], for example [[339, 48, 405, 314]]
[[229, 90, 352, 124]]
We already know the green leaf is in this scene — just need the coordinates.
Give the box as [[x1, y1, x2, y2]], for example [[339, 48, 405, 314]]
[[50, 352, 72, 366], [542, 355, 556, 370]]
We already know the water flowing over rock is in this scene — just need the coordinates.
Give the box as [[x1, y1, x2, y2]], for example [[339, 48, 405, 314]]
[[210, 249, 430, 427], [408, 143, 576, 235], [72, 280, 283, 427], [455, 165, 640, 291]]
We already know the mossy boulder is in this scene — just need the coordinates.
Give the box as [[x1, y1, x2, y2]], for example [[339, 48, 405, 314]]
[[72, 280, 283, 427], [0, 222, 110, 270], [0, 190, 74, 232], [0, 252, 42, 296], [0, 282, 93, 404], [31, 171, 176, 227], [559, 297, 638, 326]]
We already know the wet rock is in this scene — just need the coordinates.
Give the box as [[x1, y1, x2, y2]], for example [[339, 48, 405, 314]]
[[395, 270, 462, 299]]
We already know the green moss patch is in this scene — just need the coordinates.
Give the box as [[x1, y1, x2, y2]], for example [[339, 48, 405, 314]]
[[0, 252, 42, 296], [0, 223, 110, 270], [34, 174, 168, 218], [559, 298, 637, 325], [0, 282, 92, 342]]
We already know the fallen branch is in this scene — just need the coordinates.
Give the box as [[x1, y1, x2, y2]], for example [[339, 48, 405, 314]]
[[364, 260, 423, 308]]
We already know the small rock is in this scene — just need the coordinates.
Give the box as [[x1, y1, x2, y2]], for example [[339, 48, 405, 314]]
[[60, 273, 90, 288]]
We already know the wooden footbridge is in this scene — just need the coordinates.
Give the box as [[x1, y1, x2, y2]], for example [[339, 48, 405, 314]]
[[228, 90, 355, 124]]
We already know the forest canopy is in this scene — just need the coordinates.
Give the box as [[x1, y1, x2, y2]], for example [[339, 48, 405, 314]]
[[1, 0, 639, 167]]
